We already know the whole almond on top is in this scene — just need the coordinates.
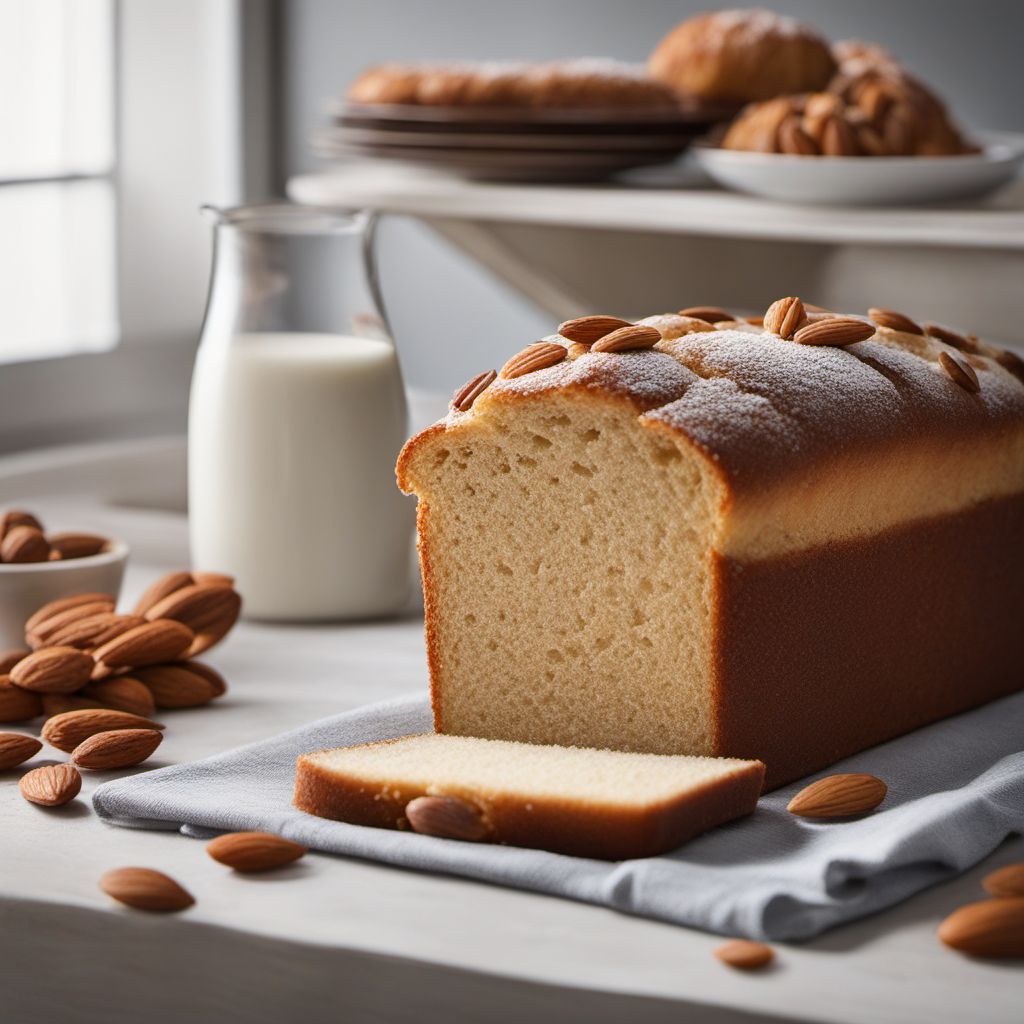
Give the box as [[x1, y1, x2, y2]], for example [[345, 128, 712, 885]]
[[46, 613, 146, 652], [1, 526, 51, 564], [91, 619, 194, 678], [0, 732, 42, 770], [132, 571, 194, 617], [787, 773, 887, 818], [868, 307, 923, 335], [557, 315, 632, 345], [99, 867, 194, 912], [10, 647, 94, 694], [19, 763, 81, 806], [206, 832, 307, 872], [938, 350, 981, 393], [677, 306, 735, 324], [938, 897, 1024, 959], [0, 676, 43, 722], [714, 939, 774, 970], [590, 324, 661, 353], [498, 342, 567, 380], [406, 795, 489, 841], [27, 600, 120, 649], [47, 532, 110, 560], [0, 649, 29, 674], [82, 676, 157, 718], [982, 863, 1024, 898], [793, 317, 875, 347], [145, 583, 241, 657], [25, 593, 115, 638], [451, 369, 497, 413], [42, 708, 164, 753], [994, 346, 1024, 384], [924, 322, 977, 353], [72, 728, 162, 770], [0, 510, 43, 540], [763, 296, 806, 339], [131, 664, 221, 709]]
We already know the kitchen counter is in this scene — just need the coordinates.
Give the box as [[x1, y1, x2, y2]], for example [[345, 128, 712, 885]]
[[0, 444, 1021, 1024]]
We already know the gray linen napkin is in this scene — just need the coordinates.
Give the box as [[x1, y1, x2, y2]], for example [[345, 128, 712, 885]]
[[92, 690, 1024, 941]]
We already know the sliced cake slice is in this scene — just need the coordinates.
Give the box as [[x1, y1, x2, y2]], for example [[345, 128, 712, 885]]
[[294, 733, 764, 860]]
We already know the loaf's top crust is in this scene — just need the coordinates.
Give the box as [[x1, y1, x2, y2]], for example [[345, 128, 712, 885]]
[[398, 312, 1024, 559]]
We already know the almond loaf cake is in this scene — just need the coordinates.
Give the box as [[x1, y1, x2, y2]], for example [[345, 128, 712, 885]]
[[397, 303, 1024, 788], [294, 733, 764, 860]]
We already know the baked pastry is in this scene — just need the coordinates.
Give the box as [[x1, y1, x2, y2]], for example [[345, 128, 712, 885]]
[[649, 8, 836, 104], [294, 733, 764, 859], [397, 302, 1024, 788], [348, 59, 679, 109]]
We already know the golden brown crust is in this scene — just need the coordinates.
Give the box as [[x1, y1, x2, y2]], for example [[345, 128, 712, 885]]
[[649, 9, 836, 104], [713, 493, 1024, 788], [293, 744, 765, 860], [348, 60, 678, 109]]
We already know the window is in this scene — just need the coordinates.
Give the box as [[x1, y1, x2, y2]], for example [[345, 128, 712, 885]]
[[0, 0, 117, 363]]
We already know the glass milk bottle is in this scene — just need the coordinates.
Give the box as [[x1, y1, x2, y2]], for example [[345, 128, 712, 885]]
[[189, 204, 412, 620]]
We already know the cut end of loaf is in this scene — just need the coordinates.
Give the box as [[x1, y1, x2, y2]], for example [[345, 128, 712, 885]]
[[294, 733, 765, 860]]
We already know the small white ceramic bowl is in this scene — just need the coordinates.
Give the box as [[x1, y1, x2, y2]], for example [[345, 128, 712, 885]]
[[0, 540, 128, 649]]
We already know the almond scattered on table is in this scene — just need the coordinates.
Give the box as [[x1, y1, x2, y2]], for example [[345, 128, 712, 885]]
[[206, 832, 308, 872], [41, 708, 164, 753], [99, 867, 194, 912], [937, 897, 1024, 959], [71, 728, 163, 770], [0, 677, 43, 722], [982, 863, 1024, 899], [713, 939, 775, 970], [0, 732, 42, 770], [19, 763, 82, 806]]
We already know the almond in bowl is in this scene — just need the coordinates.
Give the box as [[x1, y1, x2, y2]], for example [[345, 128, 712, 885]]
[[0, 510, 127, 649]]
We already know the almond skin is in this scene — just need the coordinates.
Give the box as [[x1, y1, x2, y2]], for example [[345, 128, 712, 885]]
[[1, 526, 51, 563], [937, 897, 1024, 959], [787, 773, 887, 819], [451, 369, 497, 413], [498, 342, 567, 381], [406, 795, 489, 841], [0, 509, 43, 539], [25, 593, 115, 639], [27, 601, 121, 650], [99, 867, 194, 912], [763, 296, 806, 339], [144, 583, 242, 657], [191, 571, 235, 588], [982, 864, 1024, 898], [792, 317, 875, 347], [714, 940, 775, 970], [41, 693, 103, 717], [132, 664, 221, 708], [91, 619, 194, 678], [557, 315, 632, 345], [206, 832, 307, 872], [938, 350, 981, 393], [590, 324, 661, 353], [180, 660, 227, 697], [10, 647, 95, 694], [0, 676, 43, 722], [71, 728, 163, 770], [82, 676, 157, 717], [924, 321, 977, 353], [46, 613, 146, 652], [677, 306, 735, 324], [0, 732, 43, 770], [42, 708, 164, 753], [132, 571, 194, 617], [46, 532, 110, 560], [868, 307, 923, 335], [19, 763, 82, 806]]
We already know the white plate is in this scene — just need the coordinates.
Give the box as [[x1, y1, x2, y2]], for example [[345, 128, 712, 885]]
[[692, 131, 1024, 206]]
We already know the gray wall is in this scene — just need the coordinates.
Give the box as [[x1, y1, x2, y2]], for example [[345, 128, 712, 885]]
[[282, 0, 1024, 393]]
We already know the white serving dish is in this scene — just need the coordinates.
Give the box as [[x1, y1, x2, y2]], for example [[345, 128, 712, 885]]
[[692, 131, 1024, 206], [0, 540, 128, 648]]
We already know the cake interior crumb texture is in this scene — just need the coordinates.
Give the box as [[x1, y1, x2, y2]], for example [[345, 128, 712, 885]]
[[306, 733, 754, 806], [412, 396, 722, 758]]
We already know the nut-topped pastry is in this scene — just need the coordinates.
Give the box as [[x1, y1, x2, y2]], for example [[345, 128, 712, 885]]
[[348, 59, 680, 109], [398, 302, 1024, 788], [649, 8, 837, 105]]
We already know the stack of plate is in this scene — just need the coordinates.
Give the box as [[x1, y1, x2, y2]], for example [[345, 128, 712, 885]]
[[316, 102, 734, 182]]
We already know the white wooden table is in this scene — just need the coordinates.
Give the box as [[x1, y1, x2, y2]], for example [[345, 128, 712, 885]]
[[289, 163, 1024, 346], [0, 441, 1021, 1024]]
